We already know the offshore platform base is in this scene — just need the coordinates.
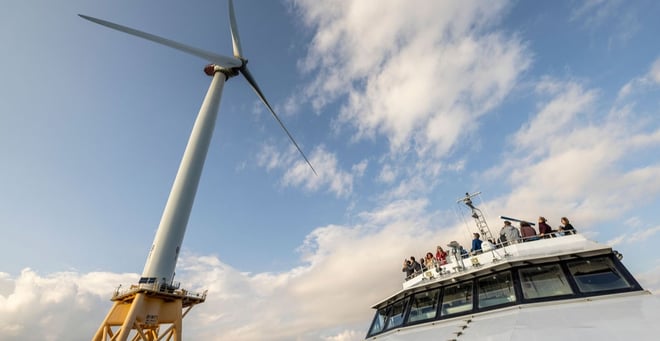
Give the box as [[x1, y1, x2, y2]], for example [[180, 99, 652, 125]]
[[92, 283, 206, 341]]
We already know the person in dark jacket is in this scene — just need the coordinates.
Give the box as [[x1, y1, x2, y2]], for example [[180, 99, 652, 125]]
[[538, 216, 553, 237], [402, 259, 414, 278], [559, 217, 576, 235], [401, 256, 422, 279], [520, 221, 538, 241]]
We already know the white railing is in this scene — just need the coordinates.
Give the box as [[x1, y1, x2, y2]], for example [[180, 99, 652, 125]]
[[403, 230, 578, 285], [112, 281, 207, 300]]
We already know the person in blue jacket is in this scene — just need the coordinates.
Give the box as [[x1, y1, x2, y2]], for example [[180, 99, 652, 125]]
[[470, 233, 483, 254]]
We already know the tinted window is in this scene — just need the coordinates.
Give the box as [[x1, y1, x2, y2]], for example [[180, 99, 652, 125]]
[[519, 264, 573, 299], [385, 298, 408, 330], [567, 257, 632, 293], [408, 288, 440, 323], [368, 307, 388, 336], [440, 282, 473, 316], [477, 271, 516, 308]]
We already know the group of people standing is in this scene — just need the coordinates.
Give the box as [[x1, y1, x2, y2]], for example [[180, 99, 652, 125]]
[[401, 217, 577, 279], [401, 245, 452, 279], [499, 216, 575, 245]]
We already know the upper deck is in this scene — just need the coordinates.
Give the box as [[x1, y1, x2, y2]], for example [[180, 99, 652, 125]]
[[396, 232, 609, 299], [366, 232, 648, 339]]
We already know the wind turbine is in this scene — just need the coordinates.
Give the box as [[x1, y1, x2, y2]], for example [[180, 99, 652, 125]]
[[82, 1, 315, 340]]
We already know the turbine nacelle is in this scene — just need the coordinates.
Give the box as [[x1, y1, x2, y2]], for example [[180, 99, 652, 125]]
[[204, 64, 239, 78]]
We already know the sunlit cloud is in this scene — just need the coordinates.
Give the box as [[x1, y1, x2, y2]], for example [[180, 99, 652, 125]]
[[257, 144, 366, 198], [618, 57, 660, 99], [294, 0, 529, 160]]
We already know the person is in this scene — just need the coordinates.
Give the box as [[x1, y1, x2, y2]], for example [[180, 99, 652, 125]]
[[500, 220, 520, 245], [447, 241, 467, 268], [420, 255, 428, 271], [520, 221, 538, 241], [481, 238, 495, 251], [401, 256, 422, 279], [559, 217, 575, 235], [401, 259, 414, 278], [470, 233, 483, 254], [538, 216, 553, 238], [424, 252, 436, 270], [410, 256, 422, 273], [436, 246, 448, 265], [460, 246, 469, 258]]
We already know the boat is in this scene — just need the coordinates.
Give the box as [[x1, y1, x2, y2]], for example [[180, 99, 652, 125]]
[[365, 193, 660, 340]]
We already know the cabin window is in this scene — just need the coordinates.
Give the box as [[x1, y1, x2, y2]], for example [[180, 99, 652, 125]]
[[567, 257, 632, 293], [519, 264, 573, 299], [367, 297, 410, 336], [385, 298, 409, 330], [477, 271, 516, 308], [440, 282, 473, 316], [368, 307, 388, 336], [407, 288, 441, 323]]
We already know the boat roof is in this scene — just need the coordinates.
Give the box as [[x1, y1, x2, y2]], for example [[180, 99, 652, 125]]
[[372, 233, 612, 308]]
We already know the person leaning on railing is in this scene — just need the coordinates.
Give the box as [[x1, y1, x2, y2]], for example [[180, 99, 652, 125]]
[[499, 220, 521, 245], [538, 216, 553, 238], [559, 217, 576, 235], [401, 256, 422, 279], [436, 246, 448, 265], [520, 221, 539, 241]]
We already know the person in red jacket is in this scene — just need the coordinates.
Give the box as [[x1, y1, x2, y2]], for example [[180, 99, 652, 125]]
[[435, 246, 448, 265]]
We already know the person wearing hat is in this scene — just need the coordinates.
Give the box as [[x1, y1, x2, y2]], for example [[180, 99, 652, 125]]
[[520, 221, 538, 241], [499, 220, 520, 245]]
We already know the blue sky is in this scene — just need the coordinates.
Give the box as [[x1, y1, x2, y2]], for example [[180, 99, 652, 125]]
[[1, 0, 660, 340]]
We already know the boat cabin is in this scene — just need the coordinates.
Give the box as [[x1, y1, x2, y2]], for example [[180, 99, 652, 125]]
[[366, 233, 644, 339]]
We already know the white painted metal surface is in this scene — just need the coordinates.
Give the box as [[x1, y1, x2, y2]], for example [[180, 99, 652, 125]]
[[368, 233, 660, 340], [370, 292, 660, 340], [141, 67, 227, 285]]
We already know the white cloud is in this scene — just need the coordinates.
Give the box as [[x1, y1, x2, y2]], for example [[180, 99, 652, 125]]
[[0, 200, 474, 341], [570, 0, 617, 26], [293, 0, 529, 159], [0, 269, 137, 341], [618, 56, 660, 99], [570, 0, 639, 48], [322, 329, 363, 341], [514, 78, 598, 155], [486, 74, 660, 228], [258, 144, 366, 198], [636, 262, 660, 294], [4, 191, 658, 340], [607, 225, 660, 247], [377, 164, 397, 184]]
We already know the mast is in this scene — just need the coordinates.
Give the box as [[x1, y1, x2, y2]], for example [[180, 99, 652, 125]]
[[457, 192, 494, 242], [140, 65, 228, 288]]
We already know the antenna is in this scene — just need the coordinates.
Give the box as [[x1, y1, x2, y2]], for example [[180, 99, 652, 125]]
[[457, 192, 494, 243], [83, 1, 314, 340]]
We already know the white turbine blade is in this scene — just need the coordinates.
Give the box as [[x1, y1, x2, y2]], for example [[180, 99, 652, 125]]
[[79, 14, 242, 68], [227, 0, 244, 59], [241, 66, 317, 176]]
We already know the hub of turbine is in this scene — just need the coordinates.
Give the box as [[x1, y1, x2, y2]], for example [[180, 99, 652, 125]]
[[204, 64, 239, 78]]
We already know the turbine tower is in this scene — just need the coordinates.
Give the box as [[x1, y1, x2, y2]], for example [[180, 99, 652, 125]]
[[81, 1, 315, 340]]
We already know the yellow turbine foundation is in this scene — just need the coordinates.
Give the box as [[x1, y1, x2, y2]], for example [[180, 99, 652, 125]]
[[93, 284, 206, 341]]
